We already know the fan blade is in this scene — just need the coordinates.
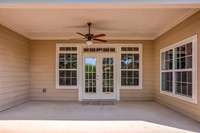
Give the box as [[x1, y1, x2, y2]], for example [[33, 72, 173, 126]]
[[93, 34, 106, 38], [76, 32, 86, 37], [94, 39, 107, 42]]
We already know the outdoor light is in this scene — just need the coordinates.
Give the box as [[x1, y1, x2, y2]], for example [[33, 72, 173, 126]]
[[86, 40, 93, 46]]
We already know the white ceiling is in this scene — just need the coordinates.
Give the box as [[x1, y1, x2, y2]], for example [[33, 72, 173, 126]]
[[0, 8, 198, 40]]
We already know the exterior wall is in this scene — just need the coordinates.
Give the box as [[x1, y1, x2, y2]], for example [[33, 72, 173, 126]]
[[0, 25, 29, 111], [154, 11, 200, 121], [30, 40, 154, 101]]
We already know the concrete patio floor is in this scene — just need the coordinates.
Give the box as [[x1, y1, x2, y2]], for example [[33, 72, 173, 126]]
[[0, 101, 199, 133]]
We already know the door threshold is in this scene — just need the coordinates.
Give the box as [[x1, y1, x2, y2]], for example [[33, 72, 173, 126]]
[[81, 99, 117, 105]]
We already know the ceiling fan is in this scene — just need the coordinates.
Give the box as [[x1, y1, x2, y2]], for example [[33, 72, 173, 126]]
[[76, 22, 107, 45]]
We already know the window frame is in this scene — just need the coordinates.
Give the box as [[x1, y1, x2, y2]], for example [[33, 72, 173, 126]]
[[56, 43, 80, 89], [160, 35, 197, 104], [120, 44, 143, 90]]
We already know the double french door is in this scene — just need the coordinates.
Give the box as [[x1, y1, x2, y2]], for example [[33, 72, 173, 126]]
[[82, 54, 117, 100]]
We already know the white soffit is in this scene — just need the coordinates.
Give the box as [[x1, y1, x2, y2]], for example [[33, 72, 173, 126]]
[[0, 1, 199, 40]]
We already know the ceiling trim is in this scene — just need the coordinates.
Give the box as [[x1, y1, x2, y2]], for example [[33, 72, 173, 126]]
[[0, 3, 200, 9], [28, 36, 155, 41]]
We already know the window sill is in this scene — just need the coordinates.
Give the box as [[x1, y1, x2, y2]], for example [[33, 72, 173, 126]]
[[160, 90, 197, 104], [120, 86, 142, 90], [56, 86, 78, 90]]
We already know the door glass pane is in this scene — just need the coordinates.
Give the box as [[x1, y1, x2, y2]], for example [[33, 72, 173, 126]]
[[103, 58, 114, 93], [85, 58, 96, 93]]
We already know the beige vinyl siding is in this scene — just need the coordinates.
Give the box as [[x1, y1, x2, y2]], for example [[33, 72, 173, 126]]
[[154, 11, 200, 121], [30, 41, 78, 101], [0, 24, 29, 111], [30, 40, 154, 101]]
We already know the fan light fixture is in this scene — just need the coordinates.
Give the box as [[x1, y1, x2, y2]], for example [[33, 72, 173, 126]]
[[76, 22, 107, 45], [86, 40, 93, 46]]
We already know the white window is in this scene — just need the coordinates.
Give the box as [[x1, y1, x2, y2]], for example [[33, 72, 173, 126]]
[[120, 45, 143, 89], [160, 35, 197, 103], [161, 49, 173, 93], [56, 44, 79, 89]]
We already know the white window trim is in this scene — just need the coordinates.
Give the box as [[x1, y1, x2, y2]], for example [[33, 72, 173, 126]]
[[56, 43, 81, 89], [160, 35, 198, 104], [119, 44, 143, 90]]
